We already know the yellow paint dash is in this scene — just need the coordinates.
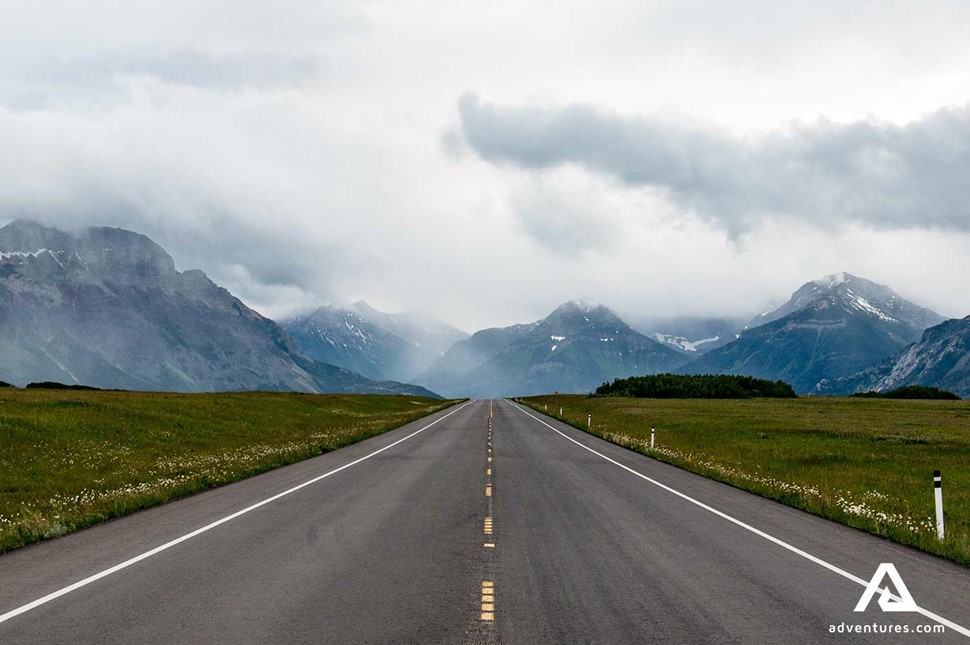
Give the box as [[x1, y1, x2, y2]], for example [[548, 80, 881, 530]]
[[482, 581, 494, 588], [482, 603, 495, 612], [484, 543, 495, 548], [485, 486, 492, 497], [486, 468, 491, 475], [481, 612, 494, 621], [482, 594, 494, 602]]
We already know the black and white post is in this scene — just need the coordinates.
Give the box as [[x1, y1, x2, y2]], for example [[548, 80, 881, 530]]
[[650, 428, 655, 450], [934, 470, 945, 540]]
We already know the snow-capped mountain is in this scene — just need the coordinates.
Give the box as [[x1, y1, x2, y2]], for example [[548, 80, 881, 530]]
[[414, 300, 689, 398], [816, 316, 970, 398], [677, 273, 944, 393], [633, 316, 747, 354], [282, 302, 468, 382], [744, 272, 944, 332], [0, 221, 437, 396]]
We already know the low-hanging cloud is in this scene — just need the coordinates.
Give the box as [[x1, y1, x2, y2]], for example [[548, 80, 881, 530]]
[[458, 93, 970, 236]]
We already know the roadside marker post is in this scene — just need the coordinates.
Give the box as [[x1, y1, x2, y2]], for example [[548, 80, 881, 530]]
[[587, 414, 591, 429], [559, 407, 563, 416], [935, 470, 945, 540], [650, 428, 655, 450]]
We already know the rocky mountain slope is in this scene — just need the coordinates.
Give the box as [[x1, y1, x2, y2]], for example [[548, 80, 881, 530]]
[[815, 316, 970, 398]]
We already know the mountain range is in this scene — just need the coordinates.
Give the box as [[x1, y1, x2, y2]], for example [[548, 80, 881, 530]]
[[2, 220, 966, 399], [0, 221, 436, 397]]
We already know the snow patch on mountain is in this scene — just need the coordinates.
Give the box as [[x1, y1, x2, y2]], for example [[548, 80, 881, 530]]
[[651, 333, 721, 352], [842, 289, 898, 323], [1, 249, 55, 261]]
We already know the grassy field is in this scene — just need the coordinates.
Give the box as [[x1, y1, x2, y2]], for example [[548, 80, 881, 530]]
[[521, 395, 970, 565], [0, 389, 458, 553]]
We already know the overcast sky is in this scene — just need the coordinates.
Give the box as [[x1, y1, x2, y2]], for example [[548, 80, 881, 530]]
[[2, 0, 969, 332]]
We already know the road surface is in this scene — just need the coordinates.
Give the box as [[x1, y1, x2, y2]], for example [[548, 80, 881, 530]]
[[1, 399, 968, 643]]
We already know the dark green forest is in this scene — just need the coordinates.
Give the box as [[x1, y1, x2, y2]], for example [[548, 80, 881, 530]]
[[595, 373, 796, 399], [852, 386, 960, 400]]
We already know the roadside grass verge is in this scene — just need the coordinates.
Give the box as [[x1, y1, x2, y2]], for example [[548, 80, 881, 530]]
[[519, 395, 970, 565], [0, 389, 459, 553]]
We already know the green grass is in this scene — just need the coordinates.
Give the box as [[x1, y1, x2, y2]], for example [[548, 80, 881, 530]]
[[521, 395, 970, 565], [0, 389, 460, 553]]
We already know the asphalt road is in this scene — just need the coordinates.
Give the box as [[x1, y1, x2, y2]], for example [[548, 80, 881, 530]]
[[1, 399, 968, 644]]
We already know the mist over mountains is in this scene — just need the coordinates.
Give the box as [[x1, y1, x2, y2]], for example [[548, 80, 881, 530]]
[[0, 221, 436, 396], [1, 221, 966, 399], [632, 316, 747, 354], [280, 302, 468, 382]]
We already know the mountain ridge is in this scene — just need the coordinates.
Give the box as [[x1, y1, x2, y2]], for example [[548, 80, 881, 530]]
[[676, 273, 945, 393]]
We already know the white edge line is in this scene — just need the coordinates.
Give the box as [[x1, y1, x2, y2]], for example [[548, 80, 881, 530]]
[[0, 401, 473, 625], [506, 400, 970, 639]]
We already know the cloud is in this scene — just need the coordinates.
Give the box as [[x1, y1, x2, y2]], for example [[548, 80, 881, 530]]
[[507, 168, 627, 255], [0, 51, 319, 112], [0, 77, 352, 308], [458, 93, 970, 236], [89, 51, 318, 90], [2, 1, 970, 331]]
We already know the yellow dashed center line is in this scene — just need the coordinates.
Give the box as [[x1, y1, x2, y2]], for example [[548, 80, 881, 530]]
[[481, 581, 496, 621], [480, 405, 497, 622]]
